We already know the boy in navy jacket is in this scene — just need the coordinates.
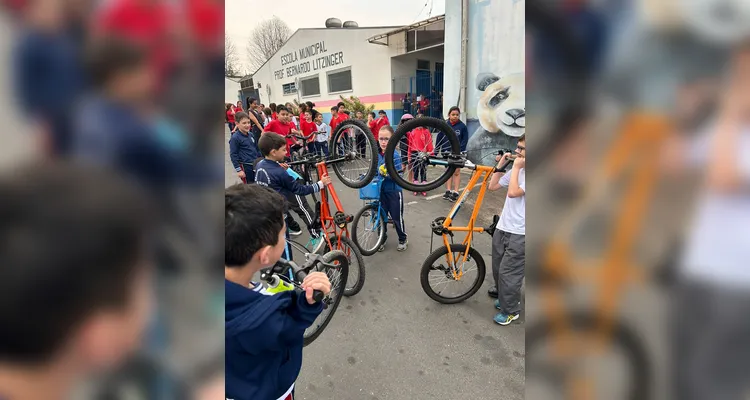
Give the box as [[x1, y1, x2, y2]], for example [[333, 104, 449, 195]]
[[255, 134, 331, 254], [225, 184, 331, 400], [377, 125, 408, 251], [229, 112, 261, 183]]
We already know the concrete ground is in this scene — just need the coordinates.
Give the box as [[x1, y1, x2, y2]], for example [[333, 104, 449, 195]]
[[226, 131, 524, 400]]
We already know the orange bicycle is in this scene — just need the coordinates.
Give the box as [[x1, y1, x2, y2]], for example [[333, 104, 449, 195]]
[[383, 117, 508, 302], [286, 119, 377, 296]]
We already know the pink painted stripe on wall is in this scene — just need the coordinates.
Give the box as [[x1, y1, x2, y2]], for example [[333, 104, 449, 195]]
[[313, 93, 403, 108]]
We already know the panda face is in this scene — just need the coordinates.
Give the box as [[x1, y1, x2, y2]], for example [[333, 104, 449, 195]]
[[477, 72, 526, 138], [680, 0, 750, 44]]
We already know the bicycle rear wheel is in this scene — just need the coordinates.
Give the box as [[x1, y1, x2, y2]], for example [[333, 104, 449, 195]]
[[329, 119, 378, 188], [303, 250, 349, 346], [420, 244, 486, 304], [352, 203, 387, 256], [384, 117, 460, 192], [326, 235, 366, 296]]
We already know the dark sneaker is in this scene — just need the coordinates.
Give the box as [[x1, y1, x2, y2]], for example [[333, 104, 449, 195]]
[[288, 227, 303, 236], [449, 191, 459, 202], [378, 244, 385, 252], [494, 312, 519, 325], [488, 287, 498, 298], [397, 240, 408, 251], [442, 191, 451, 200]]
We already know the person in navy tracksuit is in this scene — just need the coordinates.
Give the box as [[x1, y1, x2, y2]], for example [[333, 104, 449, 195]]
[[436, 106, 469, 202], [229, 112, 261, 183], [377, 125, 408, 252], [225, 184, 331, 400], [255, 134, 331, 257]]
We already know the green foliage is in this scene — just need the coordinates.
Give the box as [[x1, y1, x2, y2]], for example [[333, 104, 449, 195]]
[[339, 95, 375, 118]]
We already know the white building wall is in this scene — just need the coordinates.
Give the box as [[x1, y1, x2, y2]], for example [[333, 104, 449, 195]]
[[390, 46, 445, 95], [225, 78, 241, 104], [252, 27, 394, 107]]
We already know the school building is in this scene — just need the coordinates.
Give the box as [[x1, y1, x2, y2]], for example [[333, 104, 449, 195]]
[[235, 16, 446, 123]]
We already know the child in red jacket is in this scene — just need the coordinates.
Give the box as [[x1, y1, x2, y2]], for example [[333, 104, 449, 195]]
[[407, 114, 434, 196]]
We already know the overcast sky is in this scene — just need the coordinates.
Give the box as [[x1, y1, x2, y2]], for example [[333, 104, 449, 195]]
[[226, 0, 446, 73]]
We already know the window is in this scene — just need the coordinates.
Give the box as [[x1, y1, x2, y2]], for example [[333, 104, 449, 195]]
[[417, 59, 430, 71], [282, 82, 297, 95], [240, 78, 254, 89], [299, 75, 320, 97], [405, 20, 445, 52], [327, 68, 352, 93]]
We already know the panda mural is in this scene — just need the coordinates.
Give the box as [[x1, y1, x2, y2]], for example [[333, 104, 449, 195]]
[[465, 72, 525, 166]]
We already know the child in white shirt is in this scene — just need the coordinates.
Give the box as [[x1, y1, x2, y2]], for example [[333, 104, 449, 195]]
[[314, 113, 329, 156]]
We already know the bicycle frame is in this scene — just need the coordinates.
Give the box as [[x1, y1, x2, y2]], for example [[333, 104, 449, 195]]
[[316, 161, 352, 251], [441, 163, 497, 279], [538, 115, 671, 398]]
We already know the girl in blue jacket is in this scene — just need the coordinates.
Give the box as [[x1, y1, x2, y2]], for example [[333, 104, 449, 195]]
[[377, 125, 408, 251]]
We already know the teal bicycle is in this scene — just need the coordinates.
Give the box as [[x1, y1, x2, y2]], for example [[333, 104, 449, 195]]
[[351, 177, 388, 256]]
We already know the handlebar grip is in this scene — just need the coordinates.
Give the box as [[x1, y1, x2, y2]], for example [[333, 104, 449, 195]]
[[498, 158, 513, 172], [294, 267, 326, 304]]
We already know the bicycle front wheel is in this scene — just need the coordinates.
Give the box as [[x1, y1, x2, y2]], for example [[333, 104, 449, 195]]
[[352, 203, 387, 256], [526, 313, 651, 400], [384, 117, 460, 192], [326, 235, 366, 296], [420, 244, 486, 304], [329, 119, 378, 188], [303, 250, 349, 346]]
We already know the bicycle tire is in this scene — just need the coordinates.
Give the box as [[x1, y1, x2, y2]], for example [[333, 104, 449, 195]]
[[303, 250, 349, 346], [352, 203, 387, 256], [326, 235, 366, 297], [329, 119, 378, 189], [420, 244, 486, 304], [526, 312, 651, 400], [384, 117, 460, 192]]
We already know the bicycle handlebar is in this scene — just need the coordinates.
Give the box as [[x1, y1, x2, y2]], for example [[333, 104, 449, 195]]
[[269, 257, 325, 303]]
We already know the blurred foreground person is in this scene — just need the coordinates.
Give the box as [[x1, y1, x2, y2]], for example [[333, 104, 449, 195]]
[[0, 162, 153, 399], [13, 0, 85, 156], [672, 43, 750, 400]]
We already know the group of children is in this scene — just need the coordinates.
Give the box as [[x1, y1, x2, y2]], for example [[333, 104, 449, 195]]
[[229, 102, 473, 254]]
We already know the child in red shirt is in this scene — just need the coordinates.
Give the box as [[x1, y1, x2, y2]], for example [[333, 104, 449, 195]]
[[328, 105, 341, 134], [375, 110, 390, 135], [367, 112, 378, 140], [263, 106, 298, 159], [299, 110, 317, 154], [226, 104, 236, 132], [407, 117, 433, 196]]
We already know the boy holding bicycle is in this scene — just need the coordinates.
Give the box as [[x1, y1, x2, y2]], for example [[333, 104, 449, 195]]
[[256, 134, 330, 254], [225, 183, 331, 400], [487, 135, 525, 325]]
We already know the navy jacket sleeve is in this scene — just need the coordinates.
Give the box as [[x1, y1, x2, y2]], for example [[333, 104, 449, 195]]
[[236, 292, 323, 353], [229, 134, 241, 172], [280, 169, 322, 195], [459, 124, 469, 152]]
